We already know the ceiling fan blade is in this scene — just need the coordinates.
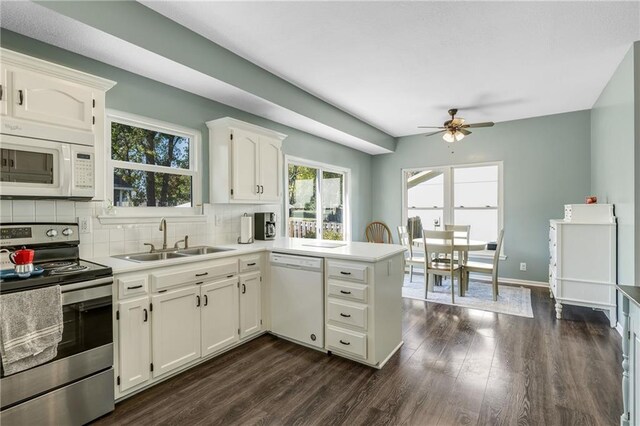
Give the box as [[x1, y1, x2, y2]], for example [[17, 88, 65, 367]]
[[459, 128, 472, 135], [463, 122, 495, 128], [423, 130, 446, 137], [417, 126, 445, 129]]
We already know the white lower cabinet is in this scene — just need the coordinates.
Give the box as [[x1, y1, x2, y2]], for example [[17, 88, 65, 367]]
[[151, 285, 201, 378], [117, 296, 150, 392], [201, 277, 240, 356], [115, 255, 266, 400], [239, 271, 262, 338]]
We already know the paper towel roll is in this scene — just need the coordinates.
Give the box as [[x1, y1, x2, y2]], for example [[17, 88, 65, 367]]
[[239, 214, 254, 244]]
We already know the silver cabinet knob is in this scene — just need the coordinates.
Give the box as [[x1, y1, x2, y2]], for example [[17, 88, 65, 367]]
[[46, 229, 58, 237], [62, 228, 74, 236]]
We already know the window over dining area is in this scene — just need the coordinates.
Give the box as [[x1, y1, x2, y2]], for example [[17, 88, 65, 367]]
[[403, 162, 503, 246]]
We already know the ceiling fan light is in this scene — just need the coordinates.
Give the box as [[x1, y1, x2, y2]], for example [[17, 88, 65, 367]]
[[454, 130, 465, 141], [443, 131, 455, 143]]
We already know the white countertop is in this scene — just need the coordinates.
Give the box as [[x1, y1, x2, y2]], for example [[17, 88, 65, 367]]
[[88, 238, 406, 274]]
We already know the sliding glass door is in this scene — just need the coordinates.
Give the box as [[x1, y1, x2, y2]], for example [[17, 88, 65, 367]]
[[287, 159, 349, 241]]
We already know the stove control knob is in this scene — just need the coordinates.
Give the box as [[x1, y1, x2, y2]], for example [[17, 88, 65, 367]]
[[62, 228, 74, 237], [46, 229, 58, 238]]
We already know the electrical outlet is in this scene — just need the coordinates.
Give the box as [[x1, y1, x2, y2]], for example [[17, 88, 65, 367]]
[[78, 216, 92, 234], [520, 262, 527, 271], [0, 253, 12, 271]]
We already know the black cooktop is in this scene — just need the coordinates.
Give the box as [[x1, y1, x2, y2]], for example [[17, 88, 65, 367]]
[[0, 259, 112, 294]]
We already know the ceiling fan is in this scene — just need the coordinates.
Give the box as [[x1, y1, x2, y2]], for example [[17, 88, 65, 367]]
[[418, 108, 494, 143]]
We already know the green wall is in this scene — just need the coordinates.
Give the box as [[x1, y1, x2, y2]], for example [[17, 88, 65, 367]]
[[34, 1, 396, 152], [0, 29, 373, 241], [591, 44, 636, 287], [371, 110, 592, 282]]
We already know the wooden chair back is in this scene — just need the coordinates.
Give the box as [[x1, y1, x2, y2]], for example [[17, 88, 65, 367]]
[[422, 230, 455, 273], [366, 222, 393, 243]]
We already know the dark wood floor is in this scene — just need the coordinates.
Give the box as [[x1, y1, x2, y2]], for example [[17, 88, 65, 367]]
[[94, 285, 622, 425]]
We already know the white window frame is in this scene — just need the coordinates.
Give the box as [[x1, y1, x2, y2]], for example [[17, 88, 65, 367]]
[[105, 110, 202, 218], [401, 161, 505, 258], [284, 155, 351, 242]]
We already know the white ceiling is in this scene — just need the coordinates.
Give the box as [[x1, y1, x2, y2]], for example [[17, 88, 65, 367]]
[[0, 1, 391, 154], [141, 1, 640, 137]]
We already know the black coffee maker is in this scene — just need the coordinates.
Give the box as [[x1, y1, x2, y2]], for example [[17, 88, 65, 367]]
[[254, 212, 276, 240]]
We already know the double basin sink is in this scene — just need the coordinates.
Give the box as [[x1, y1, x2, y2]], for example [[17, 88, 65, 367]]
[[116, 246, 234, 263]]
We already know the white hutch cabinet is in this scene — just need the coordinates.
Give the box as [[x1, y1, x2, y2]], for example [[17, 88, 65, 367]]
[[549, 204, 616, 327], [206, 117, 286, 204]]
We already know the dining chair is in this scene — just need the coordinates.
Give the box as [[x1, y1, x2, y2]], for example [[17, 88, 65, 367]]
[[443, 224, 470, 261], [365, 222, 393, 243], [397, 226, 424, 282], [422, 230, 462, 303], [464, 229, 504, 301]]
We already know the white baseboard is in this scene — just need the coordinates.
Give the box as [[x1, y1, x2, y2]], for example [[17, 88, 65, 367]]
[[470, 274, 549, 288], [616, 322, 624, 337], [406, 270, 549, 288]]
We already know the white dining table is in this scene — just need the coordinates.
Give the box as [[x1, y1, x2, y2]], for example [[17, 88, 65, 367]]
[[413, 238, 487, 296]]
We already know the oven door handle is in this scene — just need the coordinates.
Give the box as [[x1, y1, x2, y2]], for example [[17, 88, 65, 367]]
[[61, 277, 113, 305]]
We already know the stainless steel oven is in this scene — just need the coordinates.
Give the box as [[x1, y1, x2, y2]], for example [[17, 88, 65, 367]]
[[1, 277, 114, 425]]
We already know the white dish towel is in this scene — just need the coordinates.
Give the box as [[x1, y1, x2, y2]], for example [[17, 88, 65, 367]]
[[0, 285, 63, 376]]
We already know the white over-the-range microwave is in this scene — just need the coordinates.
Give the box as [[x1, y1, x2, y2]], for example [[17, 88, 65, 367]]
[[0, 133, 95, 200]]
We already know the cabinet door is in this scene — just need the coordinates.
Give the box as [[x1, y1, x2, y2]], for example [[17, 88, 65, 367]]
[[230, 128, 259, 201], [0, 66, 7, 116], [201, 277, 240, 357], [239, 272, 261, 338], [633, 318, 640, 425], [151, 285, 201, 377], [258, 136, 281, 201], [118, 297, 150, 392], [11, 68, 94, 131]]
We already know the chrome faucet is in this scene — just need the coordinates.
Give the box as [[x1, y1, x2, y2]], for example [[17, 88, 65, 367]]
[[159, 217, 168, 250], [174, 235, 189, 249]]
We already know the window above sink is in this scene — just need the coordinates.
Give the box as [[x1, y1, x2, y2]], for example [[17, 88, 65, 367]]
[[105, 110, 203, 219]]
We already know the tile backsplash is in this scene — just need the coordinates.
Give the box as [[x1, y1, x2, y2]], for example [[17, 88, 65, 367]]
[[0, 200, 282, 259]]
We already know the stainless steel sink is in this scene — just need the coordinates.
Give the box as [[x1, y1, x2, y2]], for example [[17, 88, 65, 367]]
[[177, 246, 234, 255], [114, 246, 235, 262], [120, 252, 189, 262]]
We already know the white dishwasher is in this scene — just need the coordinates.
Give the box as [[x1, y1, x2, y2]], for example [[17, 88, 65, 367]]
[[270, 252, 324, 349]]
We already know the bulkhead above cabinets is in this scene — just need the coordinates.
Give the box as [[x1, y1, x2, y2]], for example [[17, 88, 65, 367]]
[[207, 117, 286, 204]]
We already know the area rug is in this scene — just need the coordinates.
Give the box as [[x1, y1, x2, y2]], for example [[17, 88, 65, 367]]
[[402, 274, 534, 318]]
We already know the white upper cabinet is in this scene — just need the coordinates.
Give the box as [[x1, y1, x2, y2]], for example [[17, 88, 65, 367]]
[[0, 66, 7, 117], [230, 128, 260, 201], [0, 48, 116, 200], [11, 69, 95, 131], [207, 117, 286, 204], [258, 135, 282, 202]]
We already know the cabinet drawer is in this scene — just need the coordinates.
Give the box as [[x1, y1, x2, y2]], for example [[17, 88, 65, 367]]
[[328, 300, 367, 329], [327, 262, 368, 283], [239, 256, 261, 273], [117, 275, 148, 299], [151, 259, 238, 292], [328, 281, 368, 303], [326, 325, 367, 359]]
